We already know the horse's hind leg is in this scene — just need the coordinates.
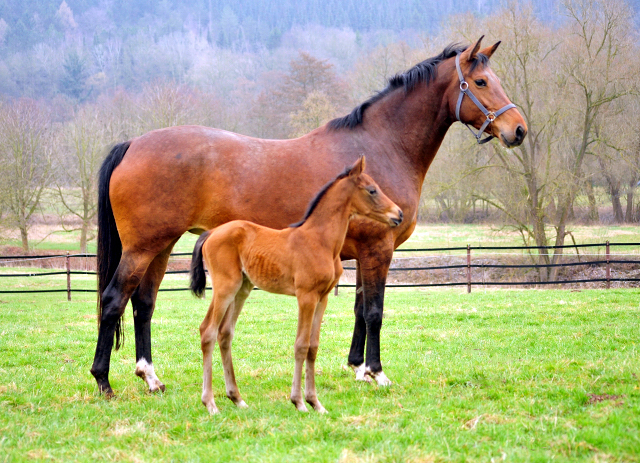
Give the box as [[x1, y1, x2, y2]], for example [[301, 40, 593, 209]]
[[91, 251, 155, 396], [218, 276, 253, 408], [304, 294, 329, 414], [132, 240, 178, 393], [201, 279, 242, 414]]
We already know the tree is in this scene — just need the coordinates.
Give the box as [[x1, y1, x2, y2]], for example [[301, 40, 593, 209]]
[[289, 90, 337, 137], [0, 98, 53, 251], [55, 104, 108, 252]]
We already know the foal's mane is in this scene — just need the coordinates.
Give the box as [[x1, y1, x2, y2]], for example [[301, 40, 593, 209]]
[[289, 165, 353, 228], [328, 43, 490, 130]]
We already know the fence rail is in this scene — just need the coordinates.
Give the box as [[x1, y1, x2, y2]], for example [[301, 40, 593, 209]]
[[1, 241, 639, 299]]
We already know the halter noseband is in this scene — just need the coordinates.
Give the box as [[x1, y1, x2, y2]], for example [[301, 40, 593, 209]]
[[455, 53, 516, 144]]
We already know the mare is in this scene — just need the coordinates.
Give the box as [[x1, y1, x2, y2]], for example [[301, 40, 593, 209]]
[[91, 37, 527, 396], [189, 156, 402, 414]]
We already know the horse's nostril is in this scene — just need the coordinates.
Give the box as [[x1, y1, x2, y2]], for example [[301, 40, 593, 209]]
[[516, 125, 525, 140]]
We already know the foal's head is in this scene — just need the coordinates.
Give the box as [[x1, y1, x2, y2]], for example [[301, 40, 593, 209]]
[[346, 156, 403, 227]]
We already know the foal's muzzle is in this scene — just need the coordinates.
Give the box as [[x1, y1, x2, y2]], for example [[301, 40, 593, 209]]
[[390, 209, 403, 227]]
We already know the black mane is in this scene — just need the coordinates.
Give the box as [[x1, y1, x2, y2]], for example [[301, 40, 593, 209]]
[[328, 43, 489, 130], [289, 165, 352, 228]]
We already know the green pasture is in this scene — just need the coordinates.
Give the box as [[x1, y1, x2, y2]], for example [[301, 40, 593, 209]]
[[0, 275, 639, 462]]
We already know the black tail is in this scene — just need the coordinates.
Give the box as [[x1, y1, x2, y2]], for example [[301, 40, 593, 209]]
[[97, 141, 131, 351], [190, 231, 212, 298]]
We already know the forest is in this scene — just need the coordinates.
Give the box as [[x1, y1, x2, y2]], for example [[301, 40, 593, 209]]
[[0, 0, 639, 275]]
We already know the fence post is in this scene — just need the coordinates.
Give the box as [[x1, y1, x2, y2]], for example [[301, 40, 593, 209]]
[[66, 251, 71, 301], [467, 245, 471, 294], [334, 282, 339, 296], [606, 240, 610, 289]]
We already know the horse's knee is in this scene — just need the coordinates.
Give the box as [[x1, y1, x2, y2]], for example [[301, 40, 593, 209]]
[[364, 309, 383, 329], [217, 327, 234, 349]]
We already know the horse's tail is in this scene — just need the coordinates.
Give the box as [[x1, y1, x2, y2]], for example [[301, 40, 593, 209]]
[[97, 141, 131, 351], [190, 231, 212, 298]]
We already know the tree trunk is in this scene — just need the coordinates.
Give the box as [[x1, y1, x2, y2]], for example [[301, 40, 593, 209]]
[[586, 181, 599, 223], [625, 181, 635, 223], [80, 222, 88, 253], [20, 226, 29, 252], [610, 183, 624, 223]]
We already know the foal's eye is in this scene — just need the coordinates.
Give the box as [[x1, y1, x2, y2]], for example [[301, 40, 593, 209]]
[[474, 79, 487, 88], [367, 187, 377, 195]]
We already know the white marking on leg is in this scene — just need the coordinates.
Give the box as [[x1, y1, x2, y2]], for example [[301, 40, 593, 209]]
[[365, 366, 392, 386], [350, 363, 372, 383], [135, 358, 165, 393]]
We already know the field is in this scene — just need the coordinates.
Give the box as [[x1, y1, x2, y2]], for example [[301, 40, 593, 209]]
[[1, 279, 639, 462], [3, 223, 640, 255]]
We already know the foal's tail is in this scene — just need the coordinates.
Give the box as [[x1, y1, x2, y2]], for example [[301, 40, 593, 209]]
[[97, 141, 131, 351], [190, 231, 212, 298]]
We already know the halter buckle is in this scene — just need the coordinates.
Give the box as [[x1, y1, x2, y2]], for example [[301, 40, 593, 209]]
[[487, 112, 496, 122], [459, 81, 469, 91]]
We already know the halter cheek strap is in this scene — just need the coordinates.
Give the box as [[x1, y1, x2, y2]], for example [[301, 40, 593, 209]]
[[455, 53, 516, 144]]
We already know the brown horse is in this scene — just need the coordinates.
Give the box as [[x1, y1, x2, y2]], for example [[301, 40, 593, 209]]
[[189, 157, 402, 414], [91, 37, 527, 396]]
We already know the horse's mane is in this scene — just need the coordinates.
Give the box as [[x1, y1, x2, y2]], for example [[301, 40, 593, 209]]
[[328, 43, 489, 130], [289, 165, 352, 228]]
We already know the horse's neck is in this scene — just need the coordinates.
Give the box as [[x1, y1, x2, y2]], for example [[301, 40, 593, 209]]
[[298, 180, 354, 256], [359, 73, 453, 181]]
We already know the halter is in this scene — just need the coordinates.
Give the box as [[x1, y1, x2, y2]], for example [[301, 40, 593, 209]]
[[455, 53, 516, 144]]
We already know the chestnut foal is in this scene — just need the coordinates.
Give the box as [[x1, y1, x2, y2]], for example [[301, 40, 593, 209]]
[[190, 156, 402, 414]]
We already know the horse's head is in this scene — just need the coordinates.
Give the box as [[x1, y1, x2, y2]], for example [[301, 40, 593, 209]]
[[348, 156, 403, 228], [448, 36, 527, 148]]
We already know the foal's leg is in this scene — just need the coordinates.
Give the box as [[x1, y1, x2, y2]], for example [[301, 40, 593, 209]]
[[291, 292, 319, 412], [132, 240, 178, 393], [218, 276, 253, 408], [304, 294, 329, 413], [200, 279, 241, 414], [91, 251, 155, 396]]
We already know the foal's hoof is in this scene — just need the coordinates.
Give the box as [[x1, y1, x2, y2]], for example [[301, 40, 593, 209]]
[[235, 400, 248, 409], [204, 401, 220, 414], [292, 400, 309, 412]]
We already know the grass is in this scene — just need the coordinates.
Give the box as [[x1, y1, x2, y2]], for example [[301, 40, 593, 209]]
[[0, 277, 639, 462]]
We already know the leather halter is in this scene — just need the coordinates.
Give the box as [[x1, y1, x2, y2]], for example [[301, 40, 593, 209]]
[[455, 53, 516, 144]]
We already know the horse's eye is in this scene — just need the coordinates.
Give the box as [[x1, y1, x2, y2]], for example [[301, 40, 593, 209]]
[[475, 79, 487, 88], [367, 187, 377, 195]]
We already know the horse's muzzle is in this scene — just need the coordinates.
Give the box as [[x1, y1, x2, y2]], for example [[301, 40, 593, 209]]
[[390, 209, 403, 227]]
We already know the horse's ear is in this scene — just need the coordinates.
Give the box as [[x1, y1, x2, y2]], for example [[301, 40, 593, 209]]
[[480, 41, 501, 59], [464, 35, 484, 61], [349, 155, 365, 177]]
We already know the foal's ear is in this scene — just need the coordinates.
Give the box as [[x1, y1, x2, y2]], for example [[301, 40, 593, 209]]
[[349, 155, 365, 178], [480, 41, 501, 59], [464, 35, 484, 61]]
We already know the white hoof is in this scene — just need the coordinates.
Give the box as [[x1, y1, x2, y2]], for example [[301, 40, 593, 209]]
[[349, 363, 372, 383], [135, 359, 166, 392], [366, 367, 392, 386], [236, 400, 248, 409]]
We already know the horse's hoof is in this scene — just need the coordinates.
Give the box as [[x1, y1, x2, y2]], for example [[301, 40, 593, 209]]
[[204, 402, 219, 414], [313, 404, 327, 414], [370, 370, 392, 387], [348, 363, 372, 382], [236, 400, 248, 408]]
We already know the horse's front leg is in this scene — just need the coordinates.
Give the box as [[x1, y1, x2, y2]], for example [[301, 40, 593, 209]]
[[304, 294, 329, 414], [291, 292, 319, 412], [349, 249, 393, 386], [347, 262, 370, 383]]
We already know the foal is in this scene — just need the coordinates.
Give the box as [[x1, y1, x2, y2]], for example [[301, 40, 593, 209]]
[[190, 156, 402, 414]]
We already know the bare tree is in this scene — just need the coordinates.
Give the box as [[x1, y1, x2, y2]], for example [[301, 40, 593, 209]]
[[0, 99, 53, 251], [55, 104, 108, 252]]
